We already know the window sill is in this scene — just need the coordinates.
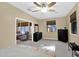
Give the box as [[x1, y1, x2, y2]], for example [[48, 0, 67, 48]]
[[71, 34, 77, 36]]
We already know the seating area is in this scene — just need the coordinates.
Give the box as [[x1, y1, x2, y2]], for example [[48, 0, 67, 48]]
[[17, 31, 29, 41]]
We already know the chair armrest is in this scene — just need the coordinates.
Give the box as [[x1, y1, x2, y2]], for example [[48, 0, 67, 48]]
[[69, 42, 79, 51]]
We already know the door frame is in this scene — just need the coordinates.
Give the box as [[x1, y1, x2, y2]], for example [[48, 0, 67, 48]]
[[15, 17, 34, 45]]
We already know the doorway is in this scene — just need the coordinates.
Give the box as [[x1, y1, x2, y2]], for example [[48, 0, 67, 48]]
[[16, 18, 34, 44]]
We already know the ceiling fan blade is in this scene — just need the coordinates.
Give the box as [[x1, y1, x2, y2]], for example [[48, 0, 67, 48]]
[[32, 10, 40, 12], [48, 2, 56, 7], [49, 9, 55, 12], [33, 2, 41, 7], [27, 8, 32, 11]]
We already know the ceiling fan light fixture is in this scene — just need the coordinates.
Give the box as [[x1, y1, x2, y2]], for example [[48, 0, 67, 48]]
[[41, 7, 48, 13]]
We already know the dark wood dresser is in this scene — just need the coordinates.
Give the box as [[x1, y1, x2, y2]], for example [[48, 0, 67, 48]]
[[58, 29, 68, 42]]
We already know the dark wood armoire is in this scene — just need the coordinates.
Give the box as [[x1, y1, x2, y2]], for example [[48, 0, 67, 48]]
[[58, 29, 68, 42]]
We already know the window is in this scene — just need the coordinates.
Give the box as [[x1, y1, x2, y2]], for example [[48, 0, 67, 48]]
[[47, 20, 56, 32], [70, 11, 77, 34], [18, 26, 30, 34], [17, 22, 32, 34], [34, 24, 39, 32]]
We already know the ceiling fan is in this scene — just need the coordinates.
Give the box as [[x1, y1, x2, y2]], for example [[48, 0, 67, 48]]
[[27, 2, 56, 13]]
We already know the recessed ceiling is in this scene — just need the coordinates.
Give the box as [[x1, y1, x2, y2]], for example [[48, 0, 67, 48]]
[[8, 2, 76, 19]]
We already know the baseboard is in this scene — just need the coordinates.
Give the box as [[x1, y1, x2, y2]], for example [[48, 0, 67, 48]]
[[43, 37, 57, 40]]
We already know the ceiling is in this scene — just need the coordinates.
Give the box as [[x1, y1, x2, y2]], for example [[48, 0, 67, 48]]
[[8, 2, 76, 19]]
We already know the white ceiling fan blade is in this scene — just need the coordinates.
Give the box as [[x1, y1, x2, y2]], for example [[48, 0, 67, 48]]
[[27, 8, 40, 12], [32, 10, 40, 12]]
